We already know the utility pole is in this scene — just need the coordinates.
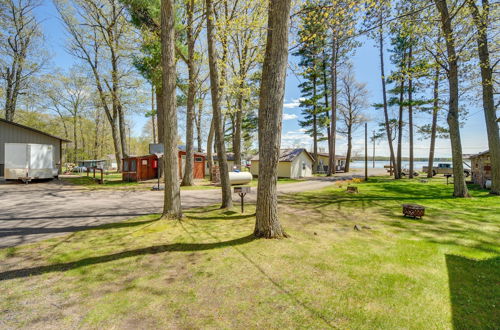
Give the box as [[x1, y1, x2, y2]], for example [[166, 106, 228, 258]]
[[365, 123, 368, 181], [372, 130, 376, 168]]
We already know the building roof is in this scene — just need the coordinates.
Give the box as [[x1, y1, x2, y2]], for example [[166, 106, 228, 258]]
[[251, 148, 314, 162], [213, 153, 235, 161], [0, 118, 70, 142], [469, 150, 490, 159], [316, 152, 347, 160]]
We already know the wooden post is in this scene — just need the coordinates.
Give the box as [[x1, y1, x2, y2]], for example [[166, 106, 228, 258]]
[[365, 123, 368, 181]]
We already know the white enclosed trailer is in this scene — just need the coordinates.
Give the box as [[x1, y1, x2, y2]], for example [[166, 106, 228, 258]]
[[4, 143, 58, 180]]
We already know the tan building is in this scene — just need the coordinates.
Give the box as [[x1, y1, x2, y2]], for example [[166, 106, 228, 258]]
[[470, 150, 493, 188], [250, 148, 314, 179], [315, 153, 347, 173]]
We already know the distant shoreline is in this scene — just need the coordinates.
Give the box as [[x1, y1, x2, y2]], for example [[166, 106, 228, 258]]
[[350, 157, 452, 162]]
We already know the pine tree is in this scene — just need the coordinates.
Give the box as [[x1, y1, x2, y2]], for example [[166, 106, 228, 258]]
[[295, 1, 330, 172]]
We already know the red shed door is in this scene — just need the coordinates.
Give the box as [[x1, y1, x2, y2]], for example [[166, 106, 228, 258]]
[[139, 158, 149, 181], [194, 156, 205, 179]]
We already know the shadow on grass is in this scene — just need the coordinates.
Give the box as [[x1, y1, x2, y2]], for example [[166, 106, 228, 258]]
[[446, 254, 500, 329], [0, 218, 159, 239], [0, 234, 255, 281], [186, 213, 255, 221]]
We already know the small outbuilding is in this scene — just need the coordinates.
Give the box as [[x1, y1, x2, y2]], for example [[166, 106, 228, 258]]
[[0, 118, 69, 178], [122, 150, 207, 182], [212, 153, 251, 171], [122, 154, 159, 182], [178, 150, 206, 179], [470, 150, 494, 188], [315, 153, 347, 173], [250, 148, 314, 179]]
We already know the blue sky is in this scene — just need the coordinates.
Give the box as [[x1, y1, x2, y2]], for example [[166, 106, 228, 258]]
[[34, 2, 489, 158]]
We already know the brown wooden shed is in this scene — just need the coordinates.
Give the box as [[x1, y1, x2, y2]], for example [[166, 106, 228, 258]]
[[122, 151, 206, 182], [122, 154, 158, 182], [178, 150, 206, 179]]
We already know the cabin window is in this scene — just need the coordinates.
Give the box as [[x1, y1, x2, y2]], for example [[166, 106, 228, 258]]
[[302, 162, 306, 170], [123, 160, 129, 171], [195, 157, 203, 162], [130, 160, 137, 172], [141, 159, 148, 166]]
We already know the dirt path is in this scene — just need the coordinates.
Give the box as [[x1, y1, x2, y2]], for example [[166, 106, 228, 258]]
[[0, 179, 337, 248]]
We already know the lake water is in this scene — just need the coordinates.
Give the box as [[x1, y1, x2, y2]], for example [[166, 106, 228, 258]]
[[349, 160, 448, 170]]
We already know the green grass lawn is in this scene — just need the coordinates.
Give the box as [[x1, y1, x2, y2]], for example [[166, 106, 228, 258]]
[[1, 178, 498, 328]]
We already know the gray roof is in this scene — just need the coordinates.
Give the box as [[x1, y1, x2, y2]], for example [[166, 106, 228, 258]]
[[0, 118, 70, 142], [213, 153, 235, 161], [469, 150, 490, 158], [251, 148, 314, 162]]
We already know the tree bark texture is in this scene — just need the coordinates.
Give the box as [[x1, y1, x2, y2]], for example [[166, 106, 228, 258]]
[[196, 99, 204, 152], [181, 0, 196, 186], [161, 0, 182, 218], [408, 44, 414, 179], [434, 0, 469, 197], [156, 87, 164, 177], [254, 0, 292, 239], [428, 66, 440, 178], [328, 36, 338, 176], [206, 0, 232, 208], [378, 19, 397, 178], [467, 0, 500, 194], [206, 118, 215, 181], [396, 77, 405, 180]]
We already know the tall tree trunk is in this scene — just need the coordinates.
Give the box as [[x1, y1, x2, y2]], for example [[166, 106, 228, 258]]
[[152, 84, 157, 143], [322, 55, 331, 172], [345, 126, 352, 172], [254, 0, 291, 239], [328, 37, 338, 176], [467, 0, 500, 194], [378, 16, 397, 178], [207, 118, 215, 180], [93, 110, 101, 160], [408, 44, 414, 179], [161, 0, 182, 218], [396, 77, 405, 179], [110, 118, 122, 172], [428, 66, 440, 178], [118, 104, 128, 158], [312, 76, 318, 173], [156, 86, 164, 177], [182, 0, 196, 186], [234, 94, 243, 168], [73, 115, 78, 163], [206, 0, 232, 208], [434, 0, 469, 197], [196, 99, 203, 152]]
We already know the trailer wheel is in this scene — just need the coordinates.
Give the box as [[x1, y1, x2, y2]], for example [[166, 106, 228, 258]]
[[464, 170, 470, 177]]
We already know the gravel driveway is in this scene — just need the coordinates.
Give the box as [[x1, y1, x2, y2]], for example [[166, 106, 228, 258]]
[[0, 179, 334, 248]]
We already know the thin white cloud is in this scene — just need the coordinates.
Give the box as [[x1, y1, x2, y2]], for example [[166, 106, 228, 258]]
[[283, 113, 298, 120], [283, 97, 305, 109]]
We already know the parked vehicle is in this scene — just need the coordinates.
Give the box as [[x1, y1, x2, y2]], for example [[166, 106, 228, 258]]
[[72, 166, 88, 173], [422, 163, 470, 177], [400, 168, 419, 177], [4, 143, 59, 181]]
